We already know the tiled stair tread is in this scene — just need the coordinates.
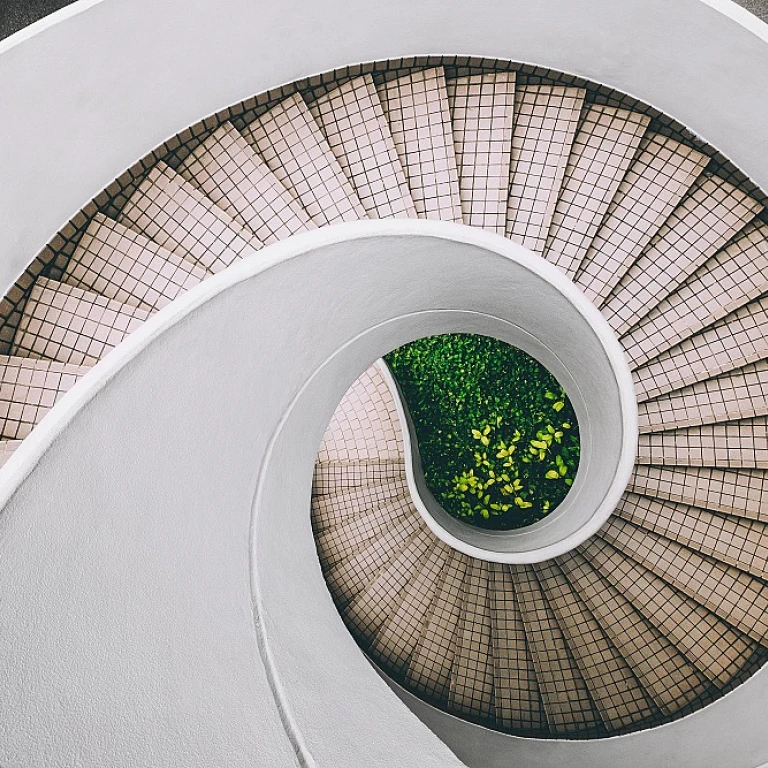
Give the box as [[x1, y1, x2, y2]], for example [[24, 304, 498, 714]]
[[544, 104, 651, 277], [512, 563, 604, 735], [448, 560, 495, 721], [446, 71, 516, 233], [632, 295, 768, 402], [489, 562, 547, 732], [0, 356, 89, 440], [377, 67, 463, 222], [602, 175, 762, 337], [309, 74, 417, 220], [621, 222, 768, 369], [242, 92, 367, 226], [580, 536, 757, 686], [615, 491, 768, 580], [638, 416, 768, 469], [343, 528, 436, 639], [638, 360, 768, 433], [405, 551, 468, 705], [600, 516, 768, 644], [310, 477, 409, 531], [177, 122, 313, 244], [324, 507, 422, 606], [370, 541, 453, 677], [556, 550, 711, 715], [118, 163, 261, 274], [0, 440, 22, 468], [12, 278, 150, 366], [64, 213, 209, 314], [312, 459, 406, 494], [576, 133, 708, 304], [534, 559, 658, 730], [505, 85, 585, 254], [629, 465, 768, 522], [315, 494, 413, 569]]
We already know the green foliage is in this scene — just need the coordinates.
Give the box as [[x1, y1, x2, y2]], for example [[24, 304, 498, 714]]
[[384, 333, 580, 529]]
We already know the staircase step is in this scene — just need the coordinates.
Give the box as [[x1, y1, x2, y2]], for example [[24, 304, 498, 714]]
[[317, 363, 403, 462], [638, 416, 768, 468], [405, 551, 469, 705], [242, 93, 366, 226], [446, 71, 516, 233], [632, 295, 768, 401], [344, 527, 436, 640], [638, 360, 768, 432], [581, 536, 756, 686], [309, 75, 417, 220], [312, 459, 405, 495], [0, 440, 22, 467], [119, 163, 261, 273], [310, 477, 408, 532], [64, 214, 209, 313], [0, 356, 88, 440], [575, 133, 708, 304], [535, 559, 658, 731], [616, 491, 768, 580], [556, 550, 710, 715], [600, 515, 768, 644], [544, 105, 650, 277], [377, 68, 463, 222], [448, 560, 495, 722], [177, 122, 314, 244], [488, 562, 547, 733], [621, 222, 768, 369], [12, 279, 150, 366], [602, 175, 762, 336], [512, 563, 603, 735], [370, 540, 452, 677], [629, 465, 768, 522], [505, 85, 585, 254]]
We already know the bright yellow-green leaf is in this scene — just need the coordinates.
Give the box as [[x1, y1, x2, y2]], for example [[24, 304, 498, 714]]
[[545, 470, 559, 479], [553, 401, 565, 412]]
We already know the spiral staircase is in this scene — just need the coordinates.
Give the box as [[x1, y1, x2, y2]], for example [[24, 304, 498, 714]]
[[3, 15, 768, 763]]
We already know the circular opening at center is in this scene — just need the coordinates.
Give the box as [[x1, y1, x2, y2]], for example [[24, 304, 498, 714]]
[[385, 333, 580, 530]]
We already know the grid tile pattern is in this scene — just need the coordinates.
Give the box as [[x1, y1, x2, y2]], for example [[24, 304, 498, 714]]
[[629, 465, 768, 522], [177, 122, 314, 244], [534, 559, 658, 730], [600, 516, 768, 644], [488, 562, 547, 732], [512, 563, 603, 735], [544, 105, 650, 276], [638, 417, 768, 468], [581, 536, 756, 685], [406, 551, 469, 706], [622, 222, 768, 368], [0, 440, 21, 468], [602, 175, 762, 336], [446, 71, 516, 233], [575, 133, 708, 304], [312, 459, 405, 494], [505, 85, 585, 254], [506, 85, 585, 255], [317, 364, 403, 462], [377, 68, 464, 222], [309, 75, 417, 220], [0, 356, 88, 440], [633, 295, 768, 401], [448, 560, 495, 722], [64, 214, 209, 313], [639, 361, 768, 432], [118, 163, 261, 274], [12, 279, 149, 366], [556, 550, 710, 715], [371, 541, 452, 678], [242, 92, 367, 226], [616, 491, 768, 580], [311, 478, 408, 531]]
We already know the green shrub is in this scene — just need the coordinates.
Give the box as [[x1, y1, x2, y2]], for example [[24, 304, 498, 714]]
[[384, 333, 580, 529]]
